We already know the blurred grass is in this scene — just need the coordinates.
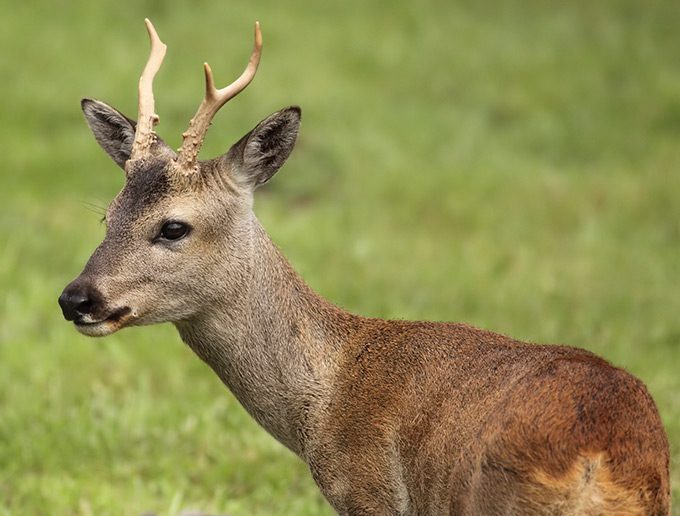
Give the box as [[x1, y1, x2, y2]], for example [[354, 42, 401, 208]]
[[1, 0, 679, 513]]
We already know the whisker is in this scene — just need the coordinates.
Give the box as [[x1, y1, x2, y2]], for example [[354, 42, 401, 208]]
[[81, 201, 107, 217]]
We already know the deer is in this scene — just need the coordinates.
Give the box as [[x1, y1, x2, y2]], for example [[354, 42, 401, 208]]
[[58, 19, 670, 515]]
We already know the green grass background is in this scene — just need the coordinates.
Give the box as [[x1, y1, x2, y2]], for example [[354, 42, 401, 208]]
[[1, 0, 679, 513]]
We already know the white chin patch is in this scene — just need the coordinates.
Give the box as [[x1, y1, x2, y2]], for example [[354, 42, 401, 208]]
[[75, 320, 121, 337], [74, 307, 135, 337]]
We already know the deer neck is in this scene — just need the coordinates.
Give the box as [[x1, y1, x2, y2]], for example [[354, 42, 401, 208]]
[[175, 215, 358, 455]]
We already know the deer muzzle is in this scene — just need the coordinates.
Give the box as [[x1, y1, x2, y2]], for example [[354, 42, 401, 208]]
[[58, 279, 132, 337]]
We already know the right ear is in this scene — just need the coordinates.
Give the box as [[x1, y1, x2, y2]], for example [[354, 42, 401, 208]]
[[223, 107, 302, 189], [81, 98, 137, 169]]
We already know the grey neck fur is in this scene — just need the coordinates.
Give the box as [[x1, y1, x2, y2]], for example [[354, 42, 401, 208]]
[[175, 215, 358, 455]]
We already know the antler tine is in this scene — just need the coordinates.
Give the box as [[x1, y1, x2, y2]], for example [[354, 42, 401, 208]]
[[176, 21, 263, 171], [130, 18, 167, 161]]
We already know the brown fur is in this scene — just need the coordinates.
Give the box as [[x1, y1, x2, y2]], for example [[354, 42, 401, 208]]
[[62, 94, 670, 514], [308, 320, 669, 514]]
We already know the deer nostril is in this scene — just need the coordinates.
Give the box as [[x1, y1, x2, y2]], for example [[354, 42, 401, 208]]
[[74, 294, 92, 312], [58, 288, 95, 321]]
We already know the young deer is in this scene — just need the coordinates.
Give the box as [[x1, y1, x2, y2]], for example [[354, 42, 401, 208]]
[[59, 20, 670, 515]]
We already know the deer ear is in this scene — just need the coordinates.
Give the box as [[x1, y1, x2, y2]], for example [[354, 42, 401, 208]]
[[81, 98, 137, 169], [225, 106, 301, 188]]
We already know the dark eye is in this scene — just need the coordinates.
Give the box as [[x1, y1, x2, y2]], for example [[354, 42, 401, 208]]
[[159, 221, 190, 241]]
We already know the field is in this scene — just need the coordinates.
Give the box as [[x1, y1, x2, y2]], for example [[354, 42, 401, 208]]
[[1, 0, 679, 513]]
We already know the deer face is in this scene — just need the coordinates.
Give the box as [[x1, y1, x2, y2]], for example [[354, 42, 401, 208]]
[[59, 100, 300, 337], [58, 20, 300, 336]]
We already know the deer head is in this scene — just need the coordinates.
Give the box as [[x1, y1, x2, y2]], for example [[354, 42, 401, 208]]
[[58, 19, 301, 337]]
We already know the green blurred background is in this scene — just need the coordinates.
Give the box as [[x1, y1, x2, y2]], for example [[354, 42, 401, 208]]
[[1, 0, 679, 513]]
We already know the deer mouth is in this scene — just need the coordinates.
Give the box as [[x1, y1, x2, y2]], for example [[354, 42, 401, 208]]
[[74, 307, 133, 337]]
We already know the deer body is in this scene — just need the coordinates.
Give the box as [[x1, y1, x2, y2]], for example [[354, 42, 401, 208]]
[[59, 20, 670, 515], [174, 216, 669, 515]]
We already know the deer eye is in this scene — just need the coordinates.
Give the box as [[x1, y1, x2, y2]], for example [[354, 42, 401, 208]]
[[159, 221, 190, 241]]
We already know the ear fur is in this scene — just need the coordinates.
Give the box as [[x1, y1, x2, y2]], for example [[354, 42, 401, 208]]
[[81, 99, 139, 169], [225, 106, 301, 188]]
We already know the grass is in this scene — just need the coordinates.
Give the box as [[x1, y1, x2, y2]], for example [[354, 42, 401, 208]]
[[1, 0, 679, 513]]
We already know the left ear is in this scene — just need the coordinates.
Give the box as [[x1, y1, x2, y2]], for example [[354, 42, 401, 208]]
[[224, 106, 301, 188]]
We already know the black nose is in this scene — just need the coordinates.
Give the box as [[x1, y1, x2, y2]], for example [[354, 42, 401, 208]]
[[58, 282, 99, 321]]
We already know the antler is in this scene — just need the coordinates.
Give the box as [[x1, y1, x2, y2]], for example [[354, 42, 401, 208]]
[[175, 22, 263, 172], [130, 18, 167, 161]]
